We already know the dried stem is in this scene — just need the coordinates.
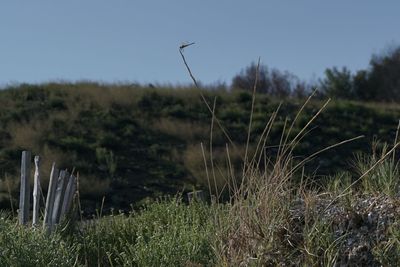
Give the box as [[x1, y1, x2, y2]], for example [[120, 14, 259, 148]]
[[179, 47, 199, 88], [244, 57, 260, 175], [179, 43, 241, 159]]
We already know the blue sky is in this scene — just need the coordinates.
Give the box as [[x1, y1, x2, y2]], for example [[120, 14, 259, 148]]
[[0, 1, 399, 86]]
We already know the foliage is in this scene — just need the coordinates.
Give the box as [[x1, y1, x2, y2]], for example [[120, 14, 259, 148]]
[[72, 198, 218, 266], [373, 221, 400, 265], [368, 46, 400, 101], [319, 45, 400, 101], [231, 62, 303, 97], [0, 83, 399, 266], [320, 67, 354, 99], [355, 144, 400, 196], [0, 112, 400, 266], [0, 83, 399, 213], [0, 215, 78, 267]]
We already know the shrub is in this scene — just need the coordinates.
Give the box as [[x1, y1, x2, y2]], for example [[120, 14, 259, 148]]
[[75, 198, 218, 266], [0, 216, 78, 266]]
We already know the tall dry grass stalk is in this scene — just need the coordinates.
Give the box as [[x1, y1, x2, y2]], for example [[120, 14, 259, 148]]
[[215, 103, 299, 265], [212, 90, 364, 264], [179, 47, 364, 264], [216, 90, 369, 264]]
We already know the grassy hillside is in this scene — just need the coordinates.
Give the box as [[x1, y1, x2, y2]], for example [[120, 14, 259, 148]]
[[0, 82, 399, 213], [0, 82, 399, 266]]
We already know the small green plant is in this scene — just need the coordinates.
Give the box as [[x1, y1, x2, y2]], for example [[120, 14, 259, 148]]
[[355, 143, 400, 195], [301, 194, 346, 267], [301, 219, 345, 267], [373, 221, 400, 265], [95, 147, 117, 178], [323, 172, 354, 209], [324, 172, 353, 196]]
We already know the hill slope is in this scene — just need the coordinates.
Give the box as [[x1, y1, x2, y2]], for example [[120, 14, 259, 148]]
[[0, 82, 399, 212]]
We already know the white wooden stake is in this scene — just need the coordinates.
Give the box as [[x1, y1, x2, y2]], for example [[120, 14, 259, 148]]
[[32, 155, 41, 227], [43, 163, 59, 231], [19, 151, 31, 225]]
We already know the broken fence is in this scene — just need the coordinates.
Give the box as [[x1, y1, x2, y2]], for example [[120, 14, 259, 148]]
[[18, 150, 77, 233]]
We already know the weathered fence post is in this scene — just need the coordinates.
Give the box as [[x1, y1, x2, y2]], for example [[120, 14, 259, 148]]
[[43, 163, 59, 231], [32, 155, 41, 227], [52, 170, 68, 225], [60, 174, 76, 220], [19, 151, 31, 225]]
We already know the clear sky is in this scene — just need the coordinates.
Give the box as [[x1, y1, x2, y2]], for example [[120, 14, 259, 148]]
[[0, 1, 399, 86]]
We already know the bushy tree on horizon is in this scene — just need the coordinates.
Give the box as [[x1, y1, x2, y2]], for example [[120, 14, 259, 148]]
[[231, 62, 306, 98], [367, 46, 400, 101], [231, 44, 400, 102], [353, 70, 375, 101], [317, 45, 400, 101], [320, 66, 354, 99], [231, 62, 271, 94]]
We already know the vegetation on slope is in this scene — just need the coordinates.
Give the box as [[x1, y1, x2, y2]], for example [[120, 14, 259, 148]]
[[0, 148, 398, 266], [0, 82, 399, 213], [0, 85, 399, 266]]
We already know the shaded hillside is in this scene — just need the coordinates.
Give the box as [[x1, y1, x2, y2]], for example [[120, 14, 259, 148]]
[[0, 82, 399, 212]]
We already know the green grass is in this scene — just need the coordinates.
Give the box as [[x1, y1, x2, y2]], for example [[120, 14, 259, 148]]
[[0, 83, 399, 266], [373, 220, 400, 265], [75, 198, 219, 266], [0, 159, 399, 266], [0, 199, 220, 266], [1, 82, 400, 212], [0, 212, 78, 267], [354, 143, 400, 196]]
